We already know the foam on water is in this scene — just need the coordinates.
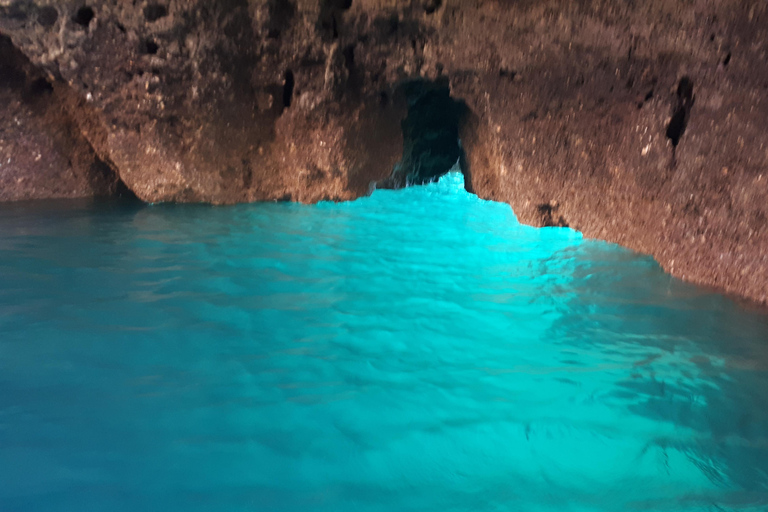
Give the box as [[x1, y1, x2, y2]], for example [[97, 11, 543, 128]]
[[1, 172, 768, 511]]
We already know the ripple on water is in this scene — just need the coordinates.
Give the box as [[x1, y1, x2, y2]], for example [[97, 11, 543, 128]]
[[0, 172, 767, 512]]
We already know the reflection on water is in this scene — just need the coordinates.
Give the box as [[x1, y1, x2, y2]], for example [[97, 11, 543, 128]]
[[0, 172, 767, 511]]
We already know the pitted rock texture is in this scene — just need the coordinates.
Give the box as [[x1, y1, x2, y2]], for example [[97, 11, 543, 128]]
[[1, 0, 410, 203], [1, 0, 767, 304]]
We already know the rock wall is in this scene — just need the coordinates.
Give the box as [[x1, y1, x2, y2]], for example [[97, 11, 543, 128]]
[[0, 0, 766, 304], [448, 1, 768, 306], [0, 34, 120, 200], [1, 0, 410, 203]]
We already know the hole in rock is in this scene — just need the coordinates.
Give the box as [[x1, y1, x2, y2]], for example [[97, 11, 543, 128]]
[[37, 6, 59, 28], [140, 39, 159, 55], [143, 3, 168, 22], [723, 52, 731, 67], [384, 78, 469, 188], [282, 69, 294, 108], [423, 0, 442, 14], [73, 6, 94, 27], [666, 76, 694, 148]]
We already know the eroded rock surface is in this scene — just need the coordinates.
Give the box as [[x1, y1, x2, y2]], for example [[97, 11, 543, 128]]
[[0, 0, 767, 304], [0, 34, 119, 200], [1, 0, 409, 203], [449, 1, 768, 305]]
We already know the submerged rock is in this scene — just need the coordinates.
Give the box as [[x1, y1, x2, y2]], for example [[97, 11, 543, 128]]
[[0, 0, 766, 304]]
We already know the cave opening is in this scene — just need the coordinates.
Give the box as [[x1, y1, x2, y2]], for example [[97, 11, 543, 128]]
[[384, 78, 468, 189]]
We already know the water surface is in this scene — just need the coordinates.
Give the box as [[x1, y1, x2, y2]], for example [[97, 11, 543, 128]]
[[1, 172, 767, 511]]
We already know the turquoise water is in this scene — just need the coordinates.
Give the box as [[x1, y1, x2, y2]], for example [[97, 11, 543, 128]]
[[1, 172, 768, 511]]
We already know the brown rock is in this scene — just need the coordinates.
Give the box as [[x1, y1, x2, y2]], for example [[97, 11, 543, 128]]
[[0, 34, 119, 201], [0, 0, 766, 304]]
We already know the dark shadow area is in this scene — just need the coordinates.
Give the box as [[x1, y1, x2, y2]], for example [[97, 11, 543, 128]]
[[37, 6, 59, 28], [143, 3, 168, 22], [282, 69, 294, 108], [88, 159, 141, 201], [266, 0, 296, 39], [72, 6, 94, 28], [381, 78, 468, 189], [0, 36, 27, 90], [666, 77, 694, 148], [665, 76, 694, 169], [1, 34, 54, 104], [21, 76, 53, 103], [537, 201, 569, 227], [0, 34, 140, 202], [423, 0, 442, 15], [318, 0, 352, 40], [139, 38, 159, 55], [112, 178, 141, 201]]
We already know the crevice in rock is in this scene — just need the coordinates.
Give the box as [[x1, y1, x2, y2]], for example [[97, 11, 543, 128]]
[[666, 76, 694, 160], [342, 44, 355, 73], [342, 43, 363, 95], [282, 69, 294, 108], [380, 78, 469, 188]]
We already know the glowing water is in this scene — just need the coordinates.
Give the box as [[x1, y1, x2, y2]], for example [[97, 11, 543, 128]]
[[1, 172, 767, 511]]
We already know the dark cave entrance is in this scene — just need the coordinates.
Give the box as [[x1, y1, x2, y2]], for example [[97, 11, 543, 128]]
[[383, 78, 468, 188]]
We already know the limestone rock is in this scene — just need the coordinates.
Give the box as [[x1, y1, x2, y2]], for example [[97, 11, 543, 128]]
[[0, 0, 766, 304]]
